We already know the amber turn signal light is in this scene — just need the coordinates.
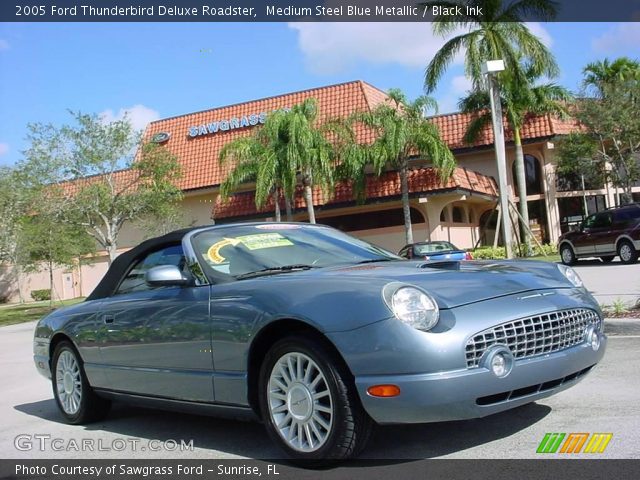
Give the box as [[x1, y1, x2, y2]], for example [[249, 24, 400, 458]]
[[367, 384, 401, 397]]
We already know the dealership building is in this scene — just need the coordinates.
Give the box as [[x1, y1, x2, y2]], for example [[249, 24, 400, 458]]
[[2, 80, 639, 303]]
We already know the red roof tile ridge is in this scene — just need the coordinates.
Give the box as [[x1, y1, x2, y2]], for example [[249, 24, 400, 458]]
[[358, 81, 391, 111], [148, 80, 369, 125]]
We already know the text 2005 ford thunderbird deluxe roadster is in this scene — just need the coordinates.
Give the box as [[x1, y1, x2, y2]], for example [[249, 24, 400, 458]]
[[34, 223, 606, 460]]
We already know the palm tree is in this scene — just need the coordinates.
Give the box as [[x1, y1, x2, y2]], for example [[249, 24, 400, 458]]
[[344, 89, 456, 244], [422, 0, 559, 94], [273, 98, 334, 224], [583, 57, 640, 97], [458, 64, 572, 250], [219, 98, 334, 224], [219, 137, 289, 222], [422, 0, 559, 251]]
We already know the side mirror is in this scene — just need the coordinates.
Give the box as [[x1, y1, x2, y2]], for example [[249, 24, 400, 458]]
[[145, 265, 189, 287]]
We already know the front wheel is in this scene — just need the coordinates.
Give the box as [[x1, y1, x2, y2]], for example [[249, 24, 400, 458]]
[[258, 335, 373, 461], [618, 240, 639, 264], [52, 341, 111, 424], [560, 244, 577, 265]]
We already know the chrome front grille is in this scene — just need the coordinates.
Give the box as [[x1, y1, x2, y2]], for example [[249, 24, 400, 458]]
[[465, 308, 601, 368]]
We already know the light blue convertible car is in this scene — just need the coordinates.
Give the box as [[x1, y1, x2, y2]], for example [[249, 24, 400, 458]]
[[34, 223, 606, 461]]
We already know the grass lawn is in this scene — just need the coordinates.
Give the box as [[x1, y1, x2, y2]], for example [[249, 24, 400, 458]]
[[0, 298, 84, 327], [527, 254, 561, 263]]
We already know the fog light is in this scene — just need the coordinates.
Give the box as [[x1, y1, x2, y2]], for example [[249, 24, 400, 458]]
[[482, 346, 514, 378], [491, 354, 507, 377], [590, 331, 600, 351]]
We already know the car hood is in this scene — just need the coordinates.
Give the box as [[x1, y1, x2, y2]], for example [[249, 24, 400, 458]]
[[296, 260, 573, 309]]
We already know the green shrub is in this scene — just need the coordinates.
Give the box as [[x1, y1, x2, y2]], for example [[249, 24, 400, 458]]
[[473, 243, 557, 260], [472, 246, 507, 260], [532, 243, 558, 257], [30, 289, 51, 302]]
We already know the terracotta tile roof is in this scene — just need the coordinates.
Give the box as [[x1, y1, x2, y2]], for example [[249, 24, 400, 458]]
[[57, 168, 136, 196], [213, 166, 498, 220], [430, 110, 580, 151], [143, 80, 579, 192], [143, 80, 386, 192]]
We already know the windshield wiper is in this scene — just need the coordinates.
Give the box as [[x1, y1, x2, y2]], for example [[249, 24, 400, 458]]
[[235, 264, 316, 280]]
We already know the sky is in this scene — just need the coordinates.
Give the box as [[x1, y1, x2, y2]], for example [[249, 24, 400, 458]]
[[0, 21, 639, 166]]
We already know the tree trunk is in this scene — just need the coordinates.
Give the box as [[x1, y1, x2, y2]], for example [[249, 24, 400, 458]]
[[14, 266, 25, 304], [304, 186, 315, 224], [106, 244, 118, 265], [513, 129, 531, 254], [303, 168, 316, 224], [48, 259, 54, 308], [400, 162, 413, 245], [285, 197, 293, 222], [77, 258, 83, 299], [274, 189, 281, 222]]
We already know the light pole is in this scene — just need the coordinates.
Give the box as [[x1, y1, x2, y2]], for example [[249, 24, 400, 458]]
[[483, 59, 513, 259]]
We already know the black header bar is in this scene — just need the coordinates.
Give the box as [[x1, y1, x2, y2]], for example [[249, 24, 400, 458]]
[[2, 0, 640, 22]]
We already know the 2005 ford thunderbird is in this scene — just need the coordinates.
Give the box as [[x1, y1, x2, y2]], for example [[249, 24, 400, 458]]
[[34, 223, 606, 460]]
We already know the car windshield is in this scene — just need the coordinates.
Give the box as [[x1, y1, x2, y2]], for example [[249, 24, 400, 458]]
[[190, 224, 400, 280], [414, 242, 458, 255]]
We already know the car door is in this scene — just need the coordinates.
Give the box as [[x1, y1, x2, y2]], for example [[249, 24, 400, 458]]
[[573, 214, 598, 256], [591, 212, 616, 254], [95, 244, 214, 402]]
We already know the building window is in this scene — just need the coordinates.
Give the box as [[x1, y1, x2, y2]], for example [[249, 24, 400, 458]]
[[440, 209, 447, 222], [556, 166, 605, 192], [452, 206, 464, 223], [319, 208, 425, 232], [557, 195, 607, 233], [513, 154, 544, 196]]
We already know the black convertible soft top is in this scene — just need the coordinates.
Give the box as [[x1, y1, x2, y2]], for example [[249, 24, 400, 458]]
[[85, 227, 199, 301]]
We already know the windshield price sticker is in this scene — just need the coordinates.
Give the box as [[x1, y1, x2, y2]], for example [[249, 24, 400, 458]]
[[236, 233, 293, 250]]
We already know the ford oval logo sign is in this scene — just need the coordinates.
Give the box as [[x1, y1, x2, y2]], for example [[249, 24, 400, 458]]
[[151, 132, 171, 144]]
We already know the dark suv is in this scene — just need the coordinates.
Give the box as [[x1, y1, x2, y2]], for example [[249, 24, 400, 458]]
[[558, 203, 640, 265]]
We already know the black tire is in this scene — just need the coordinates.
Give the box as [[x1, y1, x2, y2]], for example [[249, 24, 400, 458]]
[[258, 334, 373, 462], [560, 244, 577, 265], [51, 341, 111, 424], [617, 240, 639, 265], [600, 256, 615, 263]]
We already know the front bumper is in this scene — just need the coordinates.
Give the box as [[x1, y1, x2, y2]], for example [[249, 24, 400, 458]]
[[353, 335, 605, 424], [327, 287, 606, 424]]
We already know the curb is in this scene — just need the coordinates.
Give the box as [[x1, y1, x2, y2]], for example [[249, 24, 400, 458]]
[[604, 317, 640, 336]]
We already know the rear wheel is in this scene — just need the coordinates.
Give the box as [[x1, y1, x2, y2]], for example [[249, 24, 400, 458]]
[[600, 256, 615, 263], [618, 240, 638, 264], [52, 341, 111, 424], [560, 244, 577, 265], [258, 335, 373, 461]]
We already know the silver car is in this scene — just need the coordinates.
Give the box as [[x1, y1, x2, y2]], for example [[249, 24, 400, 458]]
[[34, 223, 606, 461]]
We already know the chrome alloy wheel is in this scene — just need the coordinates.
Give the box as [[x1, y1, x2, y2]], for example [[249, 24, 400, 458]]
[[267, 352, 333, 452], [55, 350, 82, 415], [620, 243, 633, 262], [561, 246, 573, 264]]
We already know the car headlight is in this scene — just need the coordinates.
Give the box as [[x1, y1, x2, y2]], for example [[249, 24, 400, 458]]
[[383, 284, 439, 331], [557, 264, 583, 288]]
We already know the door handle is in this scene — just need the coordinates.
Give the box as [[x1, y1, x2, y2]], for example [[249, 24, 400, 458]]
[[103, 315, 115, 324]]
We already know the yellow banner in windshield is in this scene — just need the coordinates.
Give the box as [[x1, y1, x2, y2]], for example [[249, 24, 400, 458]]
[[236, 233, 293, 250]]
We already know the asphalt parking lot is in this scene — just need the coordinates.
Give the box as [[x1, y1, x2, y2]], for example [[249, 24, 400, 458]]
[[572, 259, 640, 308], [2, 314, 639, 460]]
